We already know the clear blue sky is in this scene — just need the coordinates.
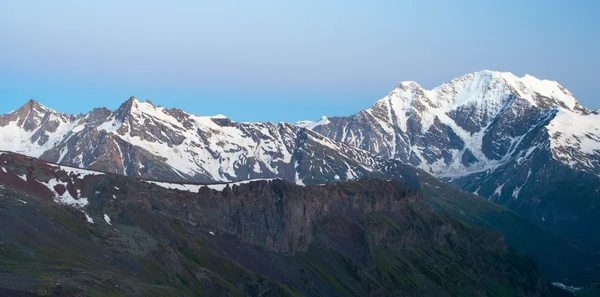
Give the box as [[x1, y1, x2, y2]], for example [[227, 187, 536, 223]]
[[1, 0, 598, 122]]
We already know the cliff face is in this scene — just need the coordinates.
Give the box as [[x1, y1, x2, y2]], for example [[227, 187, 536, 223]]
[[140, 179, 420, 255], [0, 152, 569, 296]]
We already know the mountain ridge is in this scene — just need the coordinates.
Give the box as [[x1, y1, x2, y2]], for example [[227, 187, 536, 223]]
[[2, 70, 598, 200], [1, 96, 408, 186], [298, 70, 600, 255], [0, 150, 579, 296]]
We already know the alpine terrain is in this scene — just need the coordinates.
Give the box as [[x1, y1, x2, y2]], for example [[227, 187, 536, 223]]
[[0, 151, 574, 296], [299, 70, 600, 253], [0, 97, 402, 185], [0, 71, 599, 293]]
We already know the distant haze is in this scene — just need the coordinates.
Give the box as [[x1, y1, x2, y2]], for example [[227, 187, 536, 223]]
[[1, 0, 598, 122]]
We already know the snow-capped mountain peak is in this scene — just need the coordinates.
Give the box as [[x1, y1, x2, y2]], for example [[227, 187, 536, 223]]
[[396, 80, 422, 89], [0, 99, 77, 157], [19, 98, 54, 112], [9, 99, 62, 130], [297, 71, 600, 239], [305, 70, 599, 180], [386, 70, 582, 114]]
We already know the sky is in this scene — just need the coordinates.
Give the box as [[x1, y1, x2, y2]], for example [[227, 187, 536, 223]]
[[0, 0, 598, 122]]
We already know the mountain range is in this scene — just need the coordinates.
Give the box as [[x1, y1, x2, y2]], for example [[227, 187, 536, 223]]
[[0, 96, 400, 185], [1, 70, 599, 251], [1, 70, 599, 295]]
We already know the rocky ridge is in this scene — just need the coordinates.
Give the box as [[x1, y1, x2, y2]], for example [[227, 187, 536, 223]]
[[0, 151, 569, 296]]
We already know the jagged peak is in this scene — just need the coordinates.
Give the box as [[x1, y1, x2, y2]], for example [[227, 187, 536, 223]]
[[25, 98, 40, 106], [382, 70, 583, 112], [113, 96, 140, 121], [396, 81, 422, 89], [17, 99, 53, 113], [91, 106, 111, 113], [116, 96, 136, 110], [114, 96, 158, 113], [3, 99, 64, 132]]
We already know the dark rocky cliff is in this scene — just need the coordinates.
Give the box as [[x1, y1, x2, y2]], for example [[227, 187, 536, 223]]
[[0, 152, 569, 296]]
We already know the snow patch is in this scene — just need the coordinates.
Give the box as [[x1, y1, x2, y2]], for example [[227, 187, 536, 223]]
[[294, 160, 305, 186], [546, 109, 600, 171], [104, 214, 112, 225], [494, 183, 505, 197], [59, 166, 105, 176], [145, 178, 278, 193], [550, 282, 582, 293], [296, 116, 330, 129], [253, 162, 261, 173], [85, 213, 94, 223], [71, 124, 85, 133], [42, 178, 89, 208], [512, 186, 522, 199], [97, 116, 123, 132]]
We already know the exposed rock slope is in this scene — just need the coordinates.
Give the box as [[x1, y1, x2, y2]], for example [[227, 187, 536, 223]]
[[0, 151, 569, 296]]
